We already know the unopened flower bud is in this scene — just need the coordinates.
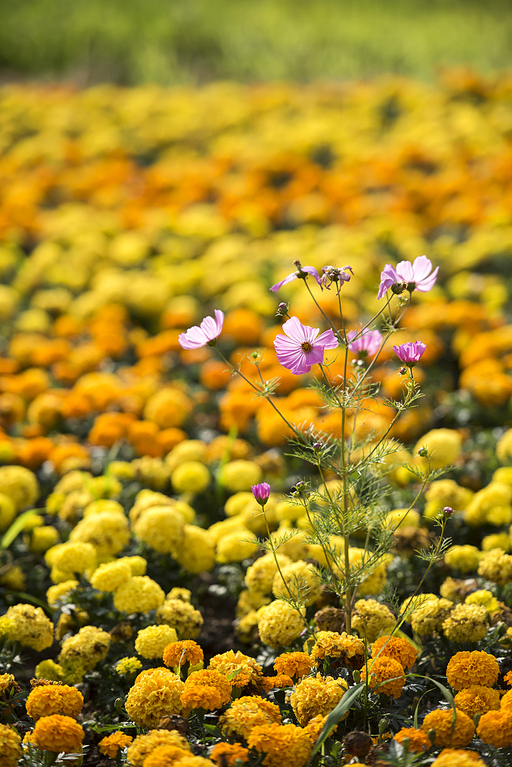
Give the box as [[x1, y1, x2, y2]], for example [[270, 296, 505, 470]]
[[418, 446, 428, 457], [251, 482, 271, 506], [443, 506, 454, 517], [399, 366, 407, 375], [391, 281, 407, 295], [312, 442, 323, 451], [427, 729, 436, 744], [276, 302, 289, 318]]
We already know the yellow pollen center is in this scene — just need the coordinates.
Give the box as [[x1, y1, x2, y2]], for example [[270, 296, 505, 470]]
[[301, 341, 313, 352]]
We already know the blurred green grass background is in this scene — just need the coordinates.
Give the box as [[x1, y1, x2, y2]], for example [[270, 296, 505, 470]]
[[1, 0, 512, 84]]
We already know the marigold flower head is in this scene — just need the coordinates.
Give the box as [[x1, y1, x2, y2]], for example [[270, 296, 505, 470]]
[[351, 598, 395, 643], [126, 668, 185, 727], [477, 708, 512, 747], [163, 640, 204, 669], [98, 731, 133, 757], [421, 708, 474, 748], [248, 723, 313, 767], [219, 696, 282, 740], [361, 656, 405, 699], [184, 670, 232, 706], [446, 650, 499, 690], [135, 625, 178, 659], [478, 548, 512, 585], [143, 744, 195, 767], [244, 552, 292, 594], [47, 541, 96, 574], [114, 575, 165, 614], [431, 749, 486, 767], [115, 656, 142, 676], [156, 599, 204, 639], [32, 714, 84, 754], [90, 560, 132, 592], [210, 742, 249, 766], [3, 603, 54, 651], [393, 727, 430, 753], [257, 599, 305, 649], [371, 635, 417, 669], [454, 685, 500, 718], [26, 684, 83, 721], [465, 589, 500, 613], [290, 672, 348, 725], [442, 603, 488, 643], [444, 545, 481, 573], [208, 650, 262, 688], [273, 651, 313, 679], [311, 630, 365, 665], [127, 728, 191, 767], [260, 674, 294, 692], [59, 625, 111, 674], [410, 597, 454, 637], [0, 723, 22, 767]]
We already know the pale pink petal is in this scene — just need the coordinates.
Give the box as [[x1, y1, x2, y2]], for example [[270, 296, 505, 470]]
[[280, 316, 307, 344], [411, 255, 434, 282], [270, 273, 298, 292], [416, 267, 439, 292], [377, 264, 399, 299], [395, 260, 415, 282], [179, 326, 208, 349], [315, 328, 338, 350]]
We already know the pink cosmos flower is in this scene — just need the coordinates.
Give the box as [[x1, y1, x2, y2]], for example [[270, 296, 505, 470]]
[[270, 265, 321, 293], [179, 310, 224, 349], [274, 316, 338, 375], [393, 341, 426, 366], [377, 255, 439, 300], [347, 328, 383, 358], [252, 482, 271, 506]]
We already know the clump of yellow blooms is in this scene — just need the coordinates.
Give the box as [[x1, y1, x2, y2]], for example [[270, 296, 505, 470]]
[[477, 709, 512, 747], [444, 545, 481, 573], [90, 560, 132, 592], [134, 625, 178, 659], [175, 525, 216, 573], [290, 673, 348, 725], [216, 530, 259, 563], [245, 552, 292, 593], [219, 696, 282, 740], [393, 727, 431, 753], [163, 639, 204, 669], [248, 722, 313, 767], [409, 597, 454, 637], [32, 714, 84, 754], [127, 729, 191, 767], [133, 506, 185, 555], [26, 684, 83, 720], [156, 598, 204, 639], [171, 461, 211, 493], [0, 723, 22, 767], [271, 560, 321, 605], [454, 685, 500, 718], [311, 631, 365, 665], [58, 625, 111, 680], [421, 708, 474, 748], [125, 668, 185, 727], [116, 657, 143, 676], [414, 429, 462, 469], [478, 548, 512, 584], [98, 731, 133, 758], [1, 604, 54, 651], [114, 576, 165, 613], [46, 580, 78, 608], [257, 600, 305, 648], [208, 650, 263, 688], [69, 510, 130, 555], [218, 460, 262, 492], [442, 603, 488, 643], [274, 652, 313, 679], [351, 598, 395, 643], [361, 656, 406, 699], [371, 635, 417, 668], [431, 748, 486, 766]]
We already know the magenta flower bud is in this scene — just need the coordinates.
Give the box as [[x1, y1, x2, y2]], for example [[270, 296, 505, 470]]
[[392, 341, 426, 367], [251, 482, 271, 506], [443, 506, 454, 517]]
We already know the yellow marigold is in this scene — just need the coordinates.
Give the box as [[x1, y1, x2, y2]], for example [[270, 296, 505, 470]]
[[167, 587, 191, 601], [442, 603, 488, 643], [431, 748, 485, 766], [371, 635, 417, 669], [414, 429, 462, 469], [505, 671, 512, 689], [0, 673, 17, 697], [119, 555, 148, 576], [272, 560, 321, 606], [156, 599, 203, 639], [216, 530, 259, 564], [0, 723, 22, 767], [478, 548, 512, 584], [477, 708, 512, 747], [312, 631, 365, 664], [171, 461, 211, 494], [244, 553, 292, 594], [290, 673, 348, 726], [32, 714, 84, 753], [113, 576, 165, 614], [134, 625, 178, 659], [184, 670, 232, 706], [257, 600, 305, 649], [98, 731, 133, 757], [143, 745, 194, 767], [176, 525, 215, 574], [208, 650, 262, 688], [446, 651, 499, 690], [304, 714, 331, 744], [361, 656, 405, 699], [454, 685, 500, 718], [0, 465, 39, 510], [444, 546, 481, 574], [421, 708, 474, 748], [70, 511, 130, 556], [163, 640, 204, 669], [116, 657, 143, 676], [210, 742, 249, 766], [393, 727, 430, 753], [3, 604, 54, 651], [46, 580, 78, 609], [133, 506, 185, 555], [248, 723, 312, 767], [34, 660, 64, 682], [127, 729, 191, 767], [47, 541, 96, 574], [351, 598, 395, 643], [59, 625, 111, 673], [126, 668, 185, 727], [219, 696, 282, 740], [410, 597, 454, 637], [90, 560, 132, 592], [218, 460, 262, 492], [273, 652, 313, 679], [465, 589, 500, 613], [26, 685, 83, 721]]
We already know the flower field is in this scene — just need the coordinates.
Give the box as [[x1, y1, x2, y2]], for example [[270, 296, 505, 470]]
[[2, 73, 512, 766]]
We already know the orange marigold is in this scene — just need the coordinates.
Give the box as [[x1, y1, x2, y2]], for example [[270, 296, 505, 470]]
[[210, 742, 249, 766], [421, 708, 474, 748], [360, 657, 405, 699], [0, 723, 22, 767], [311, 631, 364, 664], [125, 668, 185, 727], [393, 727, 431, 753], [98, 731, 133, 757], [163, 640, 204, 669], [260, 674, 294, 692], [247, 723, 312, 767], [502, 689, 512, 709], [32, 714, 84, 753], [476, 708, 512, 747], [446, 651, 499, 690], [431, 749, 486, 767], [208, 650, 263, 689], [184, 670, 232, 706], [127, 729, 191, 767], [143, 744, 194, 766], [26, 684, 83, 721], [181, 685, 222, 711], [290, 673, 348, 726], [505, 670, 512, 687], [454, 685, 500, 718], [371, 635, 417, 669], [273, 652, 313, 679], [219, 696, 282, 740]]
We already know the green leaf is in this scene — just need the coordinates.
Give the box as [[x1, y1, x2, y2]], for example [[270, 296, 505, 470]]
[[409, 673, 455, 729], [311, 682, 365, 756], [1, 509, 38, 550]]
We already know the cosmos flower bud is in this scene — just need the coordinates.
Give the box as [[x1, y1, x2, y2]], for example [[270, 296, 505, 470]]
[[251, 482, 271, 506]]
